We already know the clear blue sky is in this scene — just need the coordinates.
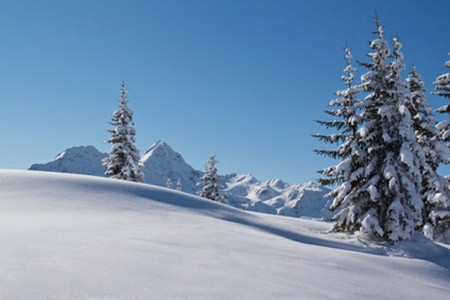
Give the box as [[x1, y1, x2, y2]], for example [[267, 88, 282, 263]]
[[1, 0, 449, 183]]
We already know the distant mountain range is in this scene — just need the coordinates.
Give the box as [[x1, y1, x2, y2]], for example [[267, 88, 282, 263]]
[[29, 141, 332, 219]]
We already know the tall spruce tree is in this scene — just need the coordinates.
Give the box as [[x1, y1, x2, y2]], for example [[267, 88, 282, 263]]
[[324, 22, 428, 242], [433, 53, 450, 146], [428, 52, 450, 242], [314, 46, 362, 187], [433, 52, 450, 115], [103, 82, 144, 182], [407, 67, 448, 169], [197, 155, 227, 204], [407, 67, 450, 242], [432, 53, 450, 145]]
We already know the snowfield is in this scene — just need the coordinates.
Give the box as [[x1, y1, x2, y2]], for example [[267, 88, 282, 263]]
[[1, 170, 450, 299]]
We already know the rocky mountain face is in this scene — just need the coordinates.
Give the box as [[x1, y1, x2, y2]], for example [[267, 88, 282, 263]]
[[29, 141, 332, 219]]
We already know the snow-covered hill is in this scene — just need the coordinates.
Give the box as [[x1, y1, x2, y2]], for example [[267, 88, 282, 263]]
[[29, 141, 332, 219], [1, 170, 449, 299]]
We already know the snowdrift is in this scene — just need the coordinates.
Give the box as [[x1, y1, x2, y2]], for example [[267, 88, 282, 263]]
[[1, 170, 449, 299]]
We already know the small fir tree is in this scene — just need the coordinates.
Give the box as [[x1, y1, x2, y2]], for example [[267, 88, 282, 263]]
[[176, 178, 182, 191], [166, 178, 173, 189], [103, 82, 144, 182], [197, 155, 227, 204]]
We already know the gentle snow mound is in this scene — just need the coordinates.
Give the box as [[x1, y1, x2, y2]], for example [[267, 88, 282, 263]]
[[1, 170, 450, 299]]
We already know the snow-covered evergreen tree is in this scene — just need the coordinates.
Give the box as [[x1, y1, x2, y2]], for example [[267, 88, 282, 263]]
[[432, 52, 450, 146], [407, 67, 448, 169], [102, 82, 144, 182], [428, 52, 450, 242], [407, 66, 450, 242], [197, 155, 227, 204], [314, 46, 362, 187], [176, 178, 182, 191], [326, 23, 428, 242], [433, 52, 450, 113], [166, 178, 173, 189]]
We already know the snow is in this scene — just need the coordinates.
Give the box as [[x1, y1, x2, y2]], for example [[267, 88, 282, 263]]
[[1, 169, 450, 299], [361, 208, 384, 236], [358, 126, 368, 138], [28, 142, 332, 220], [367, 185, 378, 201], [400, 144, 414, 165], [436, 120, 449, 131], [334, 158, 351, 175]]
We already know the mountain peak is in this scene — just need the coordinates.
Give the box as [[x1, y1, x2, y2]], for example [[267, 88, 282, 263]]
[[140, 141, 199, 193], [141, 140, 178, 161], [54, 145, 103, 160], [152, 140, 171, 150]]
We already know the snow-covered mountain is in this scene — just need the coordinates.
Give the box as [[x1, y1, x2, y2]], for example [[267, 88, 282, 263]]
[[140, 141, 202, 194], [29, 145, 108, 177], [2, 170, 450, 299], [29, 141, 332, 219], [225, 174, 332, 219]]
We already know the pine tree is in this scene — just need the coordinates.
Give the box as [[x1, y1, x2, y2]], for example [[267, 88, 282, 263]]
[[197, 155, 227, 204], [166, 178, 173, 189], [102, 82, 144, 182], [176, 178, 182, 191], [325, 22, 427, 242], [313, 46, 362, 187]]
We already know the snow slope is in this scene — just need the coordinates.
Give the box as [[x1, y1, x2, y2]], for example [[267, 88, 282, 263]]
[[29, 141, 332, 219], [1, 170, 449, 299]]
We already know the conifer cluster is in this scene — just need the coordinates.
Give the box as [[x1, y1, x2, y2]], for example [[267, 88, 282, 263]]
[[315, 19, 450, 242]]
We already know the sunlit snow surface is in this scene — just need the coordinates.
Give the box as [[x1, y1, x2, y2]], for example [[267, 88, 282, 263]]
[[1, 170, 449, 299]]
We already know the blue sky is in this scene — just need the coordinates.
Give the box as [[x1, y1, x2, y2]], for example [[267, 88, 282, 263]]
[[1, 0, 449, 183]]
